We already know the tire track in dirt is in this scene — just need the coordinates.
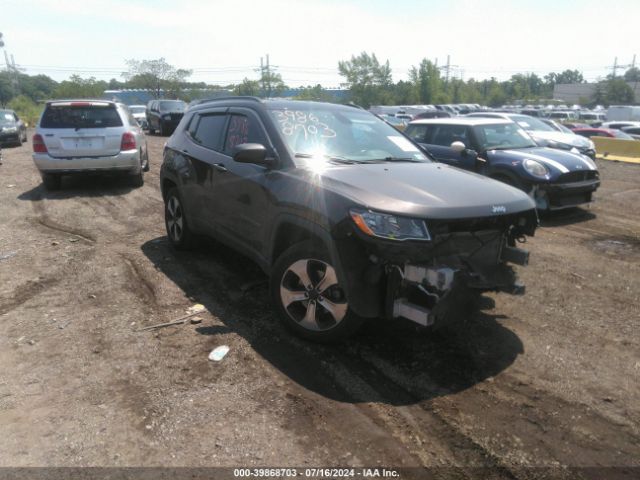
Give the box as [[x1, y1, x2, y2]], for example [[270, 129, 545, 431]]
[[28, 193, 97, 243], [119, 253, 158, 309], [0, 277, 60, 314]]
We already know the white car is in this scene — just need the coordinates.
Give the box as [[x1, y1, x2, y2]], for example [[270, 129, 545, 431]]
[[128, 104, 148, 129], [32, 100, 149, 190]]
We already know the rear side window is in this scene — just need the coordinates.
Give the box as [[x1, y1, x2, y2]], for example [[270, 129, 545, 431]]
[[192, 114, 227, 150], [41, 105, 123, 129], [430, 125, 469, 147]]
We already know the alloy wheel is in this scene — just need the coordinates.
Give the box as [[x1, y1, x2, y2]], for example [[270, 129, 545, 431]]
[[280, 259, 348, 332], [166, 196, 184, 242]]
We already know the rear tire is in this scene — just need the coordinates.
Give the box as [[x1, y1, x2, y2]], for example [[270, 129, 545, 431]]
[[129, 170, 144, 188], [42, 173, 62, 190], [270, 241, 364, 343], [164, 187, 196, 250]]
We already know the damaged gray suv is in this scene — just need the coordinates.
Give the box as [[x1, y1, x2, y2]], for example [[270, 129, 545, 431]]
[[160, 98, 538, 342]]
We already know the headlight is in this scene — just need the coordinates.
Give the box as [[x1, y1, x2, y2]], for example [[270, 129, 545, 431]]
[[588, 140, 595, 150], [350, 209, 431, 241], [523, 159, 549, 178], [546, 140, 571, 150], [1, 126, 17, 133]]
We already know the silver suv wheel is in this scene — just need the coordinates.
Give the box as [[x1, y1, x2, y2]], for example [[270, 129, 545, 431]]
[[279, 258, 348, 332]]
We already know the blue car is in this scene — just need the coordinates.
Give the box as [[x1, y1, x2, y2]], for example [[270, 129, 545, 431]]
[[404, 117, 600, 211]]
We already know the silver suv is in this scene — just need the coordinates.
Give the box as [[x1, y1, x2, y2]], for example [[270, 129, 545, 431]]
[[32, 100, 149, 190]]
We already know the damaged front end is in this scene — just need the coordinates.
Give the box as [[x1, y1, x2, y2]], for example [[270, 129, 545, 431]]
[[336, 209, 538, 329]]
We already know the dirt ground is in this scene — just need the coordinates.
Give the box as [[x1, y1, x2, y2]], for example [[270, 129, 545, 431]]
[[0, 131, 638, 478]]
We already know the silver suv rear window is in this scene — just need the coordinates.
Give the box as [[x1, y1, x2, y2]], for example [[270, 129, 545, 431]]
[[41, 104, 123, 129]]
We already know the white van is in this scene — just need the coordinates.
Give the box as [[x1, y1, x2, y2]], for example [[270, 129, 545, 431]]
[[606, 106, 640, 122]]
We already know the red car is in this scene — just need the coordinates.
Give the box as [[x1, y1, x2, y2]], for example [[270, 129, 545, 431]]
[[572, 128, 635, 140]]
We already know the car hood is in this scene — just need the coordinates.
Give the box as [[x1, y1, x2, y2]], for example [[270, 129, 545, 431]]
[[307, 161, 535, 220], [488, 147, 597, 175], [529, 130, 592, 148]]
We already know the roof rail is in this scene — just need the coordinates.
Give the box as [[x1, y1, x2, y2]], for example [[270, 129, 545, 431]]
[[189, 96, 263, 107]]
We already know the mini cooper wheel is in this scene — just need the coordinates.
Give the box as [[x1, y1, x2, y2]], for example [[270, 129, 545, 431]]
[[164, 187, 195, 250], [271, 241, 363, 342]]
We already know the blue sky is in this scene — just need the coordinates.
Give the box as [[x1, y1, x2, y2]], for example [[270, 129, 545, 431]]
[[1, 0, 638, 86]]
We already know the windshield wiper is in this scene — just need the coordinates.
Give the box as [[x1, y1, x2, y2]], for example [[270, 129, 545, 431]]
[[294, 153, 360, 164], [376, 157, 421, 163]]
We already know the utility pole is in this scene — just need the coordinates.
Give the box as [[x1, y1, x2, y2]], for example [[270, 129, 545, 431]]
[[259, 56, 265, 96], [438, 55, 458, 83], [445, 55, 450, 82], [610, 55, 637, 78], [266, 54, 271, 98]]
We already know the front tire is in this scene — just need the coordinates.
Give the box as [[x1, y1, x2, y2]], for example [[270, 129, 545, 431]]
[[270, 241, 363, 343], [164, 187, 195, 250]]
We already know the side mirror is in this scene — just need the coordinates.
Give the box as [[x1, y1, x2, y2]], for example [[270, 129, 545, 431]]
[[233, 143, 274, 167], [450, 141, 466, 153], [463, 148, 478, 158]]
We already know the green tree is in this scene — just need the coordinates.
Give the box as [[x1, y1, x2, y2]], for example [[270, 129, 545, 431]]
[[392, 80, 419, 105], [605, 78, 635, 104], [259, 70, 287, 97], [623, 67, 640, 82], [338, 52, 393, 108], [52, 75, 107, 99], [409, 59, 442, 104], [234, 78, 261, 96], [7, 95, 42, 126], [0, 72, 16, 107], [545, 69, 584, 85], [17, 74, 57, 102], [294, 84, 335, 102], [123, 58, 192, 98]]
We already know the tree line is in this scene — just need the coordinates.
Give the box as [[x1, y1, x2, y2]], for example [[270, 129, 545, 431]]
[[1, 54, 638, 125]]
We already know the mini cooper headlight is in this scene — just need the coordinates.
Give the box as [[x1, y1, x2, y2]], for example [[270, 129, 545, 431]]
[[350, 209, 431, 241], [523, 158, 549, 178]]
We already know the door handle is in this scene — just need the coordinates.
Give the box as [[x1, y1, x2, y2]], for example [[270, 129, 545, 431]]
[[213, 163, 228, 173]]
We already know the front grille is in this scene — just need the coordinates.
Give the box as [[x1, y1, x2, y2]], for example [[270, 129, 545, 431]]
[[558, 171, 599, 183], [429, 211, 537, 236]]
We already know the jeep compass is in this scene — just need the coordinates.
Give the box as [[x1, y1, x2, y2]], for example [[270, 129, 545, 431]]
[[160, 98, 538, 342]]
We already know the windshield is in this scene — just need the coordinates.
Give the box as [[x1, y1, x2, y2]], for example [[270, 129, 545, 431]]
[[159, 101, 185, 112], [613, 130, 634, 140], [474, 123, 537, 150], [129, 106, 146, 114], [510, 115, 554, 132], [0, 112, 15, 125], [269, 106, 429, 163]]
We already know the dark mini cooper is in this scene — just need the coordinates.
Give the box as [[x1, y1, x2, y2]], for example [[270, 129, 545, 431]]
[[160, 98, 538, 342], [405, 118, 600, 211]]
